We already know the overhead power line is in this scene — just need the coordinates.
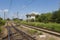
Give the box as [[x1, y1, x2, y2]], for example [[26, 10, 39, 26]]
[[9, 0, 13, 10], [8, 0, 35, 19], [20, 0, 35, 10]]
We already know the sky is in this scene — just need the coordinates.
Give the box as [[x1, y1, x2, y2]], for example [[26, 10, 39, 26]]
[[0, 0, 60, 19]]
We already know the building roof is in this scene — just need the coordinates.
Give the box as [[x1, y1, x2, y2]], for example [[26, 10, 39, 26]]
[[26, 13, 36, 16]]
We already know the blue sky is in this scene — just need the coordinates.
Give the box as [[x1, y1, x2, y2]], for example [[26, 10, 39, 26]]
[[0, 0, 59, 19]]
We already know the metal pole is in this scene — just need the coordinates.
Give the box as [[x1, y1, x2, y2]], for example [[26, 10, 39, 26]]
[[17, 12, 19, 19], [4, 12, 5, 20], [59, 3, 60, 10], [59, 0, 60, 10]]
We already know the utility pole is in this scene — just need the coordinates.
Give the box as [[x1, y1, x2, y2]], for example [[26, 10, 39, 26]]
[[17, 11, 19, 19], [4, 11, 5, 20], [59, 3, 60, 10], [59, 1, 60, 10], [3, 9, 8, 20]]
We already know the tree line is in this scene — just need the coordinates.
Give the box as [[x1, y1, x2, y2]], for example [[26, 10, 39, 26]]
[[0, 18, 6, 26], [35, 9, 60, 23]]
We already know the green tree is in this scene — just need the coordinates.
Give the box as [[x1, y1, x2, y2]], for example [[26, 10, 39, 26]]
[[35, 13, 52, 23], [0, 17, 6, 26], [0, 17, 3, 20], [30, 19, 35, 22], [35, 15, 40, 22], [6, 18, 10, 21], [52, 9, 60, 23]]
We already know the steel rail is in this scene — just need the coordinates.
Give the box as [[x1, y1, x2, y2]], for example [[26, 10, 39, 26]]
[[2, 26, 15, 40], [21, 25, 60, 37], [11, 24, 36, 40]]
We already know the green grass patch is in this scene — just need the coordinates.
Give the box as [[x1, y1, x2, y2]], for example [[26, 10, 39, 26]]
[[38, 31, 43, 35], [20, 21, 60, 32], [49, 37, 55, 40], [28, 29, 37, 35]]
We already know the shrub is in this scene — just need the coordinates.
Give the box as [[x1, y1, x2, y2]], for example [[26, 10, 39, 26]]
[[0, 20, 6, 26]]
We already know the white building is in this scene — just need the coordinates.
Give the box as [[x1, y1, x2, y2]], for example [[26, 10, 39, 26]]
[[26, 13, 36, 21]]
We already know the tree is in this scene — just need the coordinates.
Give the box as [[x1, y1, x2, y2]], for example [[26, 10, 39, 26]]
[[0, 18, 6, 26], [35, 9, 60, 23], [30, 18, 35, 22], [6, 18, 10, 21], [35, 13, 52, 23], [52, 9, 60, 23], [13, 18, 18, 21], [35, 15, 40, 22], [0, 17, 3, 20]]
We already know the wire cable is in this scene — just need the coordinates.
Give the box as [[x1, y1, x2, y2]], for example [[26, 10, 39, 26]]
[[9, 0, 13, 11]]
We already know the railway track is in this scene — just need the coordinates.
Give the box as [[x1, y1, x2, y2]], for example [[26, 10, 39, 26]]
[[2, 22, 36, 40], [2, 22, 15, 40], [21, 25, 60, 37]]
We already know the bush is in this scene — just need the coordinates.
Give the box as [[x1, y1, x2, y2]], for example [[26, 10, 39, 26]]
[[0, 20, 6, 26]]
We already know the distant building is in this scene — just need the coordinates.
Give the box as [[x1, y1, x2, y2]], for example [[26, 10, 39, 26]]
[[26, 13, 36, 22]]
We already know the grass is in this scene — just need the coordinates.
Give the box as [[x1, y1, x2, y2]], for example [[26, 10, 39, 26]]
[[0, 20, 6, 34], [49, 37, 55, 40], [27, 29, 43, 35], [27, 29, 37, 35], [38, 31, 43, 35], [20, 21, 60, 33]]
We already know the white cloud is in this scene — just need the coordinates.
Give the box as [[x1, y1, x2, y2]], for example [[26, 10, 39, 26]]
[[0, 9, 9, 13], [4, 9, 8, 12], [0, 10, 2, 12], [30, 11, 40, 14]]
